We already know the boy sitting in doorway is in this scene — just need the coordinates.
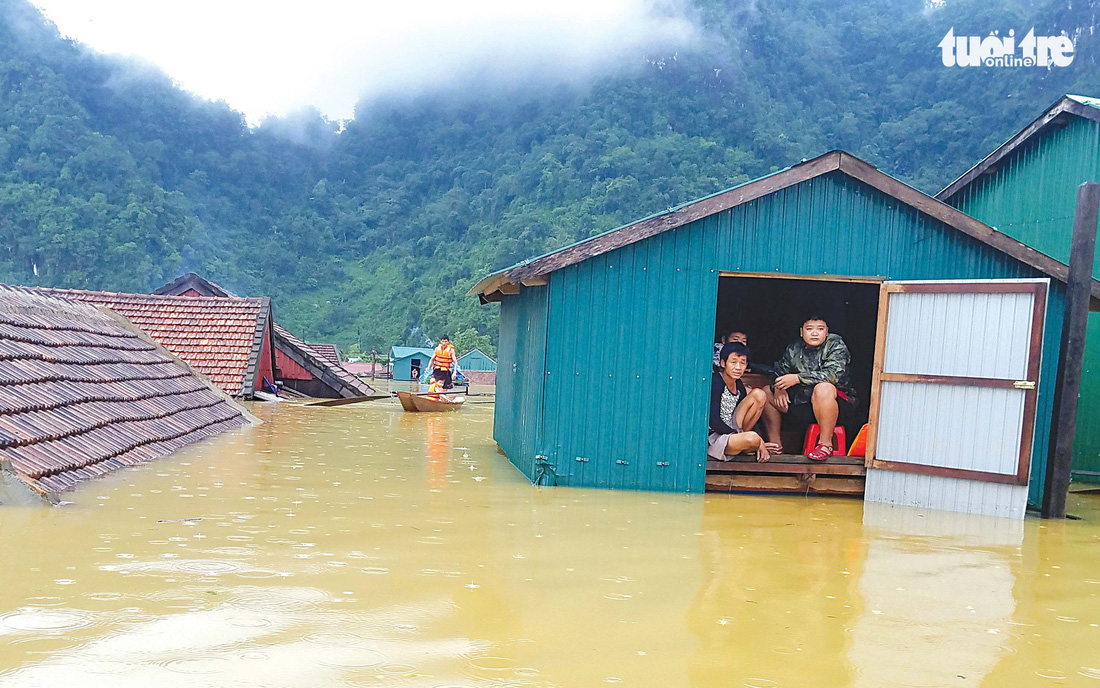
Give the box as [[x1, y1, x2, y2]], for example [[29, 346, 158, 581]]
[[771, 315, 858, 461], [709, 342, 781, 463], [714, 330, 783, 452]]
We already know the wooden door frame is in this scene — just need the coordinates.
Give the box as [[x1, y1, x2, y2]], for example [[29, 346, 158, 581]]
[[865, 280, 1048, 486]]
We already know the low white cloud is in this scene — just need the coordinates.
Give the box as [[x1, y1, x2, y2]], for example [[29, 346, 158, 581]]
[[32, 0, 698, 122]]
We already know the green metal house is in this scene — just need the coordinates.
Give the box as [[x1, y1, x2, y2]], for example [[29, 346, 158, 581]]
[[472, 151, 1100, 518], [457, 348, 497, 372], [390, 346, 434, 381], [937, 95, 1100, 483]]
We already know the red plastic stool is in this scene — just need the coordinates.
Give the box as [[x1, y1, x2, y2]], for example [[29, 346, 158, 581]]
[[803, 424, 847, 456]]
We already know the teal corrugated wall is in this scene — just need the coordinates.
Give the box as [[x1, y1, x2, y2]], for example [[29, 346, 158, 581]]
[[458, 350, 497, 371], [949, 117, 1100, 482], [497, 171, 1064, 504], [494, 285, 548, 481]]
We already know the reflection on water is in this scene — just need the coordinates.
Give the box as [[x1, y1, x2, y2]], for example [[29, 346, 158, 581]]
[[850, 505, 1020, 687], [0, 400, 1098, 686]]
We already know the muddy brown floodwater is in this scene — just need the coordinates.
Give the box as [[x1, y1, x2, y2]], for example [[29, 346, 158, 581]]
[[0, 400, 1098, 687]]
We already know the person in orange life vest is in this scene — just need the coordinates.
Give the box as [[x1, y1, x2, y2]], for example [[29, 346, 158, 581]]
[[427, 371, 451, 402], [430, 335, 457, 389]]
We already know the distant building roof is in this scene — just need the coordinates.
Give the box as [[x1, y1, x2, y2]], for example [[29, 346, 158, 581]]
[[0, 286, 253, 496], [471, 150, 1098, 303], [457, 348, 496, 363], [308, 343, 341, 366], [155, 274, 370, 398], [153, 272, 234, 298], [272, 324, 374, 398], [27, 287, 271, 397], [391, 346, 433, 359], [939, 94, 1100, 202]]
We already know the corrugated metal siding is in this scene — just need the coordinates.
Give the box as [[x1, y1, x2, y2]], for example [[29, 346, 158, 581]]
[[496, 171, 1064, 500], [948, 117, 1100, 481], [539, 228, 716, 492], [493, 285, 548, 482], [883, 291, 1033, 379], [458, 350, 497, 371], [951, 118, 1100, 271], [865, 471, 1028, 519]]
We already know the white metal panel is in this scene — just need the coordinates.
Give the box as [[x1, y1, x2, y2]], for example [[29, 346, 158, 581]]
[[875, 381, 1025, 474], [866, 279, 1046, 520], [882, 291, 1033, 379], [865, 469, 1028, 519]]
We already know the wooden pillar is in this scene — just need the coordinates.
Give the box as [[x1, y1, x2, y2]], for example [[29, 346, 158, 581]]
[[370, 349, 376, 381], [1042, 182, 1100, 518]]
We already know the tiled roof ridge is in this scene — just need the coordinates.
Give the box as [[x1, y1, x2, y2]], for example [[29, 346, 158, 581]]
[[12, 404, 245, 481], [0, 365, 191, 388], [28, 286, 266, 306], [0, 327, 153, 350], [0, 349, 183, 366], [0, 376, 203, 415], [0, 315, 144, 339], [0, 392, 230, 452]]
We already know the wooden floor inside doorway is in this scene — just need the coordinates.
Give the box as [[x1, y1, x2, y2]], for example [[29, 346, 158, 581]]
[[706, 454, 866, 495]]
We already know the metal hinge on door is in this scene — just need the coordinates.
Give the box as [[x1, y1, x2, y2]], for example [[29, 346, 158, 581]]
[[1013, 380, 1037, 390]]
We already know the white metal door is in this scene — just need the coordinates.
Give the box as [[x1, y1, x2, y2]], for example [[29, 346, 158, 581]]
[[864, 279, 1048, 519]]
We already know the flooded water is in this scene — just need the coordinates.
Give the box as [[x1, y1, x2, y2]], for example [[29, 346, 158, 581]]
[[1, 399, 1098, 687]]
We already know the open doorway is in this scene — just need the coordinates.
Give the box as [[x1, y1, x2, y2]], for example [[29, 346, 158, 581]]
[[708, 273, 882, 494]]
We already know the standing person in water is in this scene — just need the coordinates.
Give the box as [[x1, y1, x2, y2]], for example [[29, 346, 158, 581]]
[[429, 335, 457, 389], [709, 342, 780, 463], [771, 315, 858, 461]]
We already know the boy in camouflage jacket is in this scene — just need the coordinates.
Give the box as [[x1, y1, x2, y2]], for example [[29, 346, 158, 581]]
[[772, 316, 858, 461]]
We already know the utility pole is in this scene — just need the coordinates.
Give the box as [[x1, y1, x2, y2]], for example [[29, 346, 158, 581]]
[[1043, 182, 1100, 518]]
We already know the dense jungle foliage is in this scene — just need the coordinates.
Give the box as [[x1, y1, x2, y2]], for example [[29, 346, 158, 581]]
[[1, 0, 1099, 354]]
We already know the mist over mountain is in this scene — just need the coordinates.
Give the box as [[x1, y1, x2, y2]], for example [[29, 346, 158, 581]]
[[1, 0, 1098, 354]]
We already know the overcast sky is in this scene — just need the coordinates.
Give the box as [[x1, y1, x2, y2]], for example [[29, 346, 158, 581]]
[[31, 0, 697, 123]]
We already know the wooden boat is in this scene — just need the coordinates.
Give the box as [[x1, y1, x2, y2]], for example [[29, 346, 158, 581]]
[[395, 391, 465, 412]]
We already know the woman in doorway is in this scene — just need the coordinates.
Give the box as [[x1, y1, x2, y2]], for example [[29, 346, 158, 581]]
[[709, 342, 780, 463]]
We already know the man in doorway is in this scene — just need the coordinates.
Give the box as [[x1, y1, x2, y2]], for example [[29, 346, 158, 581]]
[[429, 335, 458, 389], [771, 315, 858, 461], [714, 330, 783, 452], [709, 342, 780, 463]]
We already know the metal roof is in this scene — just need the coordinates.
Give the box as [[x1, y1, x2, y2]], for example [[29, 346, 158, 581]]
[[471, 149, 1100, 304], [457, 348, 496, 363], [390, 346, 433, 359], [938, 94, 1100, 201]]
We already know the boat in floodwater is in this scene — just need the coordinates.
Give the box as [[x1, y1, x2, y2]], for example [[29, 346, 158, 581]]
[[395, 391, 465, 412]]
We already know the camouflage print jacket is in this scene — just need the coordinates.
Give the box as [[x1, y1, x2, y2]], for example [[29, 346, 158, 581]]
[[773, 333, 857, 406]]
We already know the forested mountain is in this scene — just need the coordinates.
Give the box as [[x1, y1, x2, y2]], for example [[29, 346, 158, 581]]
[[2, 0, 1099, 355]]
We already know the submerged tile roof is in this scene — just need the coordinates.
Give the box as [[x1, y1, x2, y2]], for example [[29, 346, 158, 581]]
[[0, 286, 252, 496], [273, 324, 375, 398], [28, 288, 270, 397], [308, 343, 341, 367]]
